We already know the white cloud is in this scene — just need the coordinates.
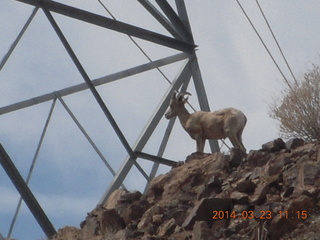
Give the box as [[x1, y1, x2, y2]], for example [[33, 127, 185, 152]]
[[0, 186, 20, 214]]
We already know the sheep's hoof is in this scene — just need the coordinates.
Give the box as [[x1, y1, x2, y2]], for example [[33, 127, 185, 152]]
[[229, 148, 247, 167]]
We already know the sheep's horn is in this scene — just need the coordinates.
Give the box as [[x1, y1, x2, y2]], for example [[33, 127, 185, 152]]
[[177, 92, 191, 99], [172, 90, 178, 99]]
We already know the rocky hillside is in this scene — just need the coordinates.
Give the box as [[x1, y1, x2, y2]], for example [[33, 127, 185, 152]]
[[51, 138, 320, 240]]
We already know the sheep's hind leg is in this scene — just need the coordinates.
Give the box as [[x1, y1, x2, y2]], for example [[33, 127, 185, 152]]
[[226, 130, 242, 152], [236, 129, 246, 153], [196, 137, 205, 153]]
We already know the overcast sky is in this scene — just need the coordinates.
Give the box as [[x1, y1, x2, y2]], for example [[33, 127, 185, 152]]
[[1, 0, 320, 239]]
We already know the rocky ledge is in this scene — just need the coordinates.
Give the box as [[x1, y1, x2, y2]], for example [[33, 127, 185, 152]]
[[51, 138, 320, 240]]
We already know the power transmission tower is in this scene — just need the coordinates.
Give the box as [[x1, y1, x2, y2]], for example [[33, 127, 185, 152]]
[[0, 0, 219, 237]]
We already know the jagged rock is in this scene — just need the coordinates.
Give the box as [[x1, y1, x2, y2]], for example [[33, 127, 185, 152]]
[[196, 184, 216, 200], [164, 202, 190, 226], [83, 208, 125, 235], [247, 150, 270, 167], [81, 216, 99, 237], [169, 231, 192, 240], [281, 214, 320, 240], [121, 199, 150, 225], [192, 221, 214, 240], [147, 174, 167, 204], [112, 227, 144, 240], [229, 148, 246, 167], [138, 205, 165, 234], [54, 227, 82, 240], [286, 138, 305, 150], [249, 166, 264, 180], [185, 152, 211, 162], [262, 138, 286, 152], [283, 164, 299, 187], [152, 214, 163, 225], [293, 142, 316, 156], [197, 176, 222, 199], [104, 188, 128, 209], [249, 183, 269, 204], [235, 179, 256, 194], [50, 140, 320, 240], [211, 218, 228, 239], [249, 171, 281, 205], [264, 152, 288, 177], [118, 190, 142, 204], [225, 218, 249, 237], [181, 198, 233, 230], [111, 229, 129, 240], [230, 191, 249, 205], [281, 186, 294, 199], [147, 152, 230, 212], [157, 218, 176, 237], [269, 195, 315, 240], [141, 236, 165, 240], [97, 209, 125, 234], [301, 162, 320, 185], [266, 193, 281, 203], [208, 175, 223, 188]]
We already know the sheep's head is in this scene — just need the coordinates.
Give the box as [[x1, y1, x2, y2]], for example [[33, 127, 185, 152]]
[[165, 91, 191, 119]]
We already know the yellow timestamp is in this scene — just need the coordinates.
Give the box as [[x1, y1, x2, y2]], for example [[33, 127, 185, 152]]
[[212, 210, 308, 220]]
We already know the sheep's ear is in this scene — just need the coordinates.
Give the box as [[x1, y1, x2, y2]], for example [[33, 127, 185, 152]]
[[172, 90, 178, 99], [183, 96, 189, 103]]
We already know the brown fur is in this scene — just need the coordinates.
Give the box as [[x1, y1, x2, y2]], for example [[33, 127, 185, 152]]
[[165, 91, 247, 153]]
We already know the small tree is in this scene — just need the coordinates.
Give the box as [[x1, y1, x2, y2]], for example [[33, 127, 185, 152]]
[[270, 64, 320, 141]]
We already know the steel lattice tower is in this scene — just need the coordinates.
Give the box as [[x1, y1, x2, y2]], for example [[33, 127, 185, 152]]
[[0, 0, 219, 238]]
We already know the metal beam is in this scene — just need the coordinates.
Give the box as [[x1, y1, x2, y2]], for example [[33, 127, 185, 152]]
[[0, 144, 56, 238], [0, 52, 188, 115], [43, 7, 135, 158], [7, 99, 56, 239], [134, 151, 176, 167], [144, 72, 191, 193], [138, 0, 184, 40], [133, 161, 150, 181], [0, 7, 39, 72], [143, 117, 175, 194], [175, 0, 194, 43], [15, 0, 195, 52], [132, 60, 191, 153], [56, 96, 117, 176], [99, 59, 192, 205], [172, 1, 219, 152], [155, 0, 192, 42]]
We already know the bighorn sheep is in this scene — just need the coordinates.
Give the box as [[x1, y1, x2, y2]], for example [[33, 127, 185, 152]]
[[165, 91, 247, 153]]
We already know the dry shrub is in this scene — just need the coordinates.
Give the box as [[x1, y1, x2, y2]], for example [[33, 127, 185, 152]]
[[270, 64, 320, 141]]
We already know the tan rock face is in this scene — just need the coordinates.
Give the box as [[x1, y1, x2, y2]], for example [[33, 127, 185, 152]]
[[51, 138, 320, 240]]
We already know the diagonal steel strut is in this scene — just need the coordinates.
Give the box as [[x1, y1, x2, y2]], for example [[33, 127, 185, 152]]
[[99, 59, 192, 204], [15, 0, 195, 52], [43, 6, 135, 158], [0, 53, 188, 115], [0, 145, 56, 238]]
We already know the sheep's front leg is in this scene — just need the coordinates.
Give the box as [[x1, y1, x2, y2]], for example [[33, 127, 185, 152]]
[[196, 137, 205, 153], [227, 133, 242, 151]]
